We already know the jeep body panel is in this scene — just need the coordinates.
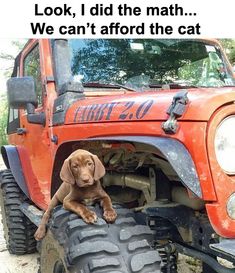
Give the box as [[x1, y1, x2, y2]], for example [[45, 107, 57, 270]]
[[65, 88, 235, 124]]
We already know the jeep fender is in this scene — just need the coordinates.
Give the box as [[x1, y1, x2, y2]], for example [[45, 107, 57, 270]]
[[95, 136, 202, 198], [54, 136, 202, 198], [1, 145, 46, 209], [1, 145, 30, 197]]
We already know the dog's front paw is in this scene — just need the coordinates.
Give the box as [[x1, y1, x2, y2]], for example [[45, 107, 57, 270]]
[[82, 210, 97, 224], [103, 209, 117, 223], [34, 225, 46, 241]]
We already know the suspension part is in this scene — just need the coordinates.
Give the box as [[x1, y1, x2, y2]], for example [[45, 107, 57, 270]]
[[148, 216, 178, 273]]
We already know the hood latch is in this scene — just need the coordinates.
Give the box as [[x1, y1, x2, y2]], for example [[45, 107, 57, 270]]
[[162, 90, 189, 134]]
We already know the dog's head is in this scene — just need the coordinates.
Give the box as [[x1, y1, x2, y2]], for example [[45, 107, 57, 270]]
[[60, 149, 105, 187]]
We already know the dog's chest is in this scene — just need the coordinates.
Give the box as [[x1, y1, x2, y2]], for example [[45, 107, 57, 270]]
[[81, 198, 96, 206], [74, 184, 101, 206]]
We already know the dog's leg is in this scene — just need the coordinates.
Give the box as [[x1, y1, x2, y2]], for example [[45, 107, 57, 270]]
[[34, 195, 59, 241], [100, 195, 117, 223], [63, 199, 97, 224]]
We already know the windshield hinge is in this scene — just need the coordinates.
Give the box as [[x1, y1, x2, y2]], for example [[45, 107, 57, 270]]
[[162, 90, 189, 134]]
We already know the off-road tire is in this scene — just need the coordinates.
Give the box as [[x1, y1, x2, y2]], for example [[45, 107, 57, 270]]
[[0, 169, 37, 254], [39, 205, 161, 273]]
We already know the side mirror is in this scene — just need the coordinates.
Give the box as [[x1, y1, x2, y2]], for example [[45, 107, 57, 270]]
[[7, 76, 37, 109], [7, 77, 45, 125]]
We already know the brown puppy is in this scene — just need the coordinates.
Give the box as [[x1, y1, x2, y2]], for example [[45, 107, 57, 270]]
[[34, 149, 117, 241]]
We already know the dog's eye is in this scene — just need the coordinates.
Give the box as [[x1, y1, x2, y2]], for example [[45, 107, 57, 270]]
[[72, 165, 78, 169], [87, 162, 93, 167]]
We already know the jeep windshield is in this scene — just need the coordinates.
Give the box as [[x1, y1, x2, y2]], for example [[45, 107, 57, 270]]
[[68, 39, 235, 91]]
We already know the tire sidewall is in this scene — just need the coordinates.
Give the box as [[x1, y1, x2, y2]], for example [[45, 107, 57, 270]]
[[40, 230, 68, 273]]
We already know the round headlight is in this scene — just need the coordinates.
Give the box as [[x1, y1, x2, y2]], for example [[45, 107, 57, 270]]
[[214, 115, 235, 174], [227, 193, 235, 219]]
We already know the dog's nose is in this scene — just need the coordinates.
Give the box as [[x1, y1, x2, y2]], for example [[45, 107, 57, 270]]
[[82, 178, 89, 183], [81, 175, 90, 183]]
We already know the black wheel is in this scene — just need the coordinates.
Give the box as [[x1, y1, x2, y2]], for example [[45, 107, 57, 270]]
[[39, 205, 162, 273], [0, 169, 37, 254]]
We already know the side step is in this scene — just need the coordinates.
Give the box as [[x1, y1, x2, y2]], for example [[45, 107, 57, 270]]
[[210, 239, 235, 260], [176, 243, 235, 273], [20, 202, 43, 226]]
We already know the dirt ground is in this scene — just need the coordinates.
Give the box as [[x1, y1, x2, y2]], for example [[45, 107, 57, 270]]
[[0, 154, 202, 273]]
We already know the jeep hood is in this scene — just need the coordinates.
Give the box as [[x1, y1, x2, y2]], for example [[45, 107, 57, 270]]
[[65, 87, 235, 124]]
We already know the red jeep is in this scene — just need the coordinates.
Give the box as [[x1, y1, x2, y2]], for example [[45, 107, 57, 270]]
[[1, 38, 235, 273]]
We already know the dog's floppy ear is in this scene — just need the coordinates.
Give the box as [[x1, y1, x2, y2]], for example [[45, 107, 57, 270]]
[[60, 158, 75, 184], [92, 155, 105, 181]]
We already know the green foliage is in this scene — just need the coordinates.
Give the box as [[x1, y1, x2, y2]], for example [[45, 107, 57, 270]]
[[24, 45, 42, 104], [0, 39, 26, 78], [0, 94, 8, 147], [0, 39, 25, 148], [220, 39, 235, 65]]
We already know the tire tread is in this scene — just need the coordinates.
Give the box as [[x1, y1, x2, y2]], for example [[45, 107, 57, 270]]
[[0, 169, 37, 254], [40, 205, 161, 273]]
